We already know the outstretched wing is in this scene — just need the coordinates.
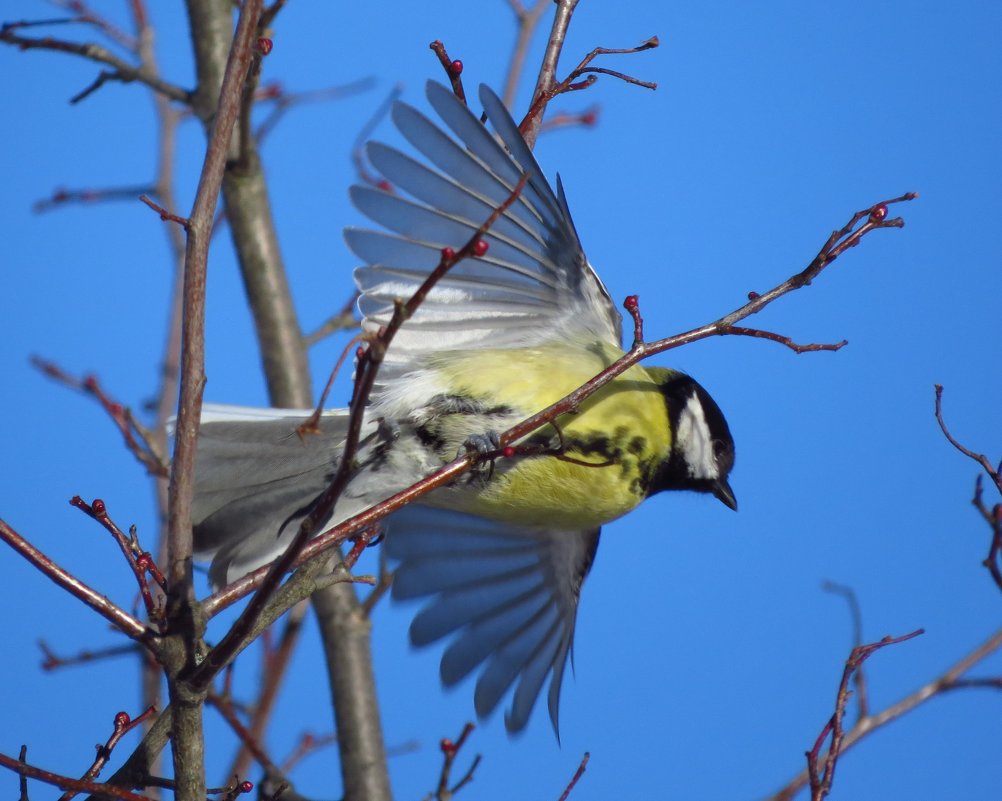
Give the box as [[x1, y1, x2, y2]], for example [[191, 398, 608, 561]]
[[346, 81, 622, 387], [386, 505, 600, 735]]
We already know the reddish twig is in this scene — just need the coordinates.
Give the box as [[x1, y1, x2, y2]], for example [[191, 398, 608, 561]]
[[0, 750, 153, 801], [522, 22, 658, 145], [769, 625, 1002, 801], [164, 7, 266, 800], [973, 477, 1002, 593], [822, 581, 868, 719], [720, 326, 848, 353], [207, 690, 282, 778], [556, 752, 590, 801], [429, 723, 480, 801], [0, 26, 190, 104], [69, 497, 166, 627], [538, 105, 599, 133], [522, 0, 579, 147], [934, 385, 1002, 591], [139, 774, 253, 797], [502, 0, 551, 107], [0, 518, 149, 641], [429, 41, 467, 104], [253, 77, 375, 146], [303, 292, 358, 347], [139, 194, 189, 227], [39, 640, 139, 671], [50, 1, 138, 50], [806, 630, 924, 801], [351, 86, 402, 190], [226, 600, 311, 781], [30, 357, 169, 477], [58, 707, 157, 801], [280, 732, 338, 774], [934, 385, 1002, 494], [33, 184, 156, 213]]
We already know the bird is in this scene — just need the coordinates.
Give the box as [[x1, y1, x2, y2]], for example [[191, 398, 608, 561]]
[[192, 80, 736, 735]]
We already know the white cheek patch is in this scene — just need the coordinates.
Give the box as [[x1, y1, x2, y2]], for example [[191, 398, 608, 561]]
[[676, 393, 719, 480]]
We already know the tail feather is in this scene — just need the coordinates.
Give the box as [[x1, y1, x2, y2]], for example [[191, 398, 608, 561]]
[[192, 406, 351, 586]]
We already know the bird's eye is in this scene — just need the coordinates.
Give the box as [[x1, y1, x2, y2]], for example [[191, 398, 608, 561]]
[[712, 439, 727, 458]]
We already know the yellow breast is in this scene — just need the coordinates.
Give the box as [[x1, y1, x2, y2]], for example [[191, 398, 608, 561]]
[[428, 340, 671, 528]]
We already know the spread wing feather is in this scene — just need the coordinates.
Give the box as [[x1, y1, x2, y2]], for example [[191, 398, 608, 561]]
[[386, 505, 599, 734], [347, 81, 621, 388]]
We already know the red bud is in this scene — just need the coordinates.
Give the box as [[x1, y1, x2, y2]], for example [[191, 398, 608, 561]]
[[257, 38, 273, 56], [441, 247, 455, 262], [450, 60, 463, 75], [869, 203, 888, 222], [472, 240, 488, 257]]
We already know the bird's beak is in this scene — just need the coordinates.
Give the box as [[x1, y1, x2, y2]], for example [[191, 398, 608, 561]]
[[712, 478, 738, 511]]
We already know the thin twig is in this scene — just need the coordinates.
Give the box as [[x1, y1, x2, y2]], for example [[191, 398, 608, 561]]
[[503, 0, 550, 108], [33, 184, 155, 213], [429, 40, 466, 104], [523, 0, 580, 147], [30, 358, 169, 477], [934, 385, 1002, 493], [768, 625, 1002, 801], [0, 750, 154, 801], [720, 326, 847, 354], [806, 630, 924, 801], [556, 753, 590, 801], [58, 708, 157, 801], [39, 641, 139, 671], [225, 601, 310, 781], [0, 27, 190, 104], [0, 518, 150, 641], [822, 581, 868, 719], [430, 723, 479, 801]]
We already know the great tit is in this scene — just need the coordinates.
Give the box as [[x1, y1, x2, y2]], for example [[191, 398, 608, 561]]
[[192, 81, 736, 735]]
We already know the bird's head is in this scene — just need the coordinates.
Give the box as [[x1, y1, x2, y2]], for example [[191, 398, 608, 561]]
[[650, 370, 737, 510]]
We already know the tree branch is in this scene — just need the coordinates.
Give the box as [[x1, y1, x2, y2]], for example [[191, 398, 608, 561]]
[[0, 25, 190, 104]]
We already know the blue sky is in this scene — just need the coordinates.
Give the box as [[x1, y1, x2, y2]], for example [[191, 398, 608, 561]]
[[2, 2, 1000, 800]]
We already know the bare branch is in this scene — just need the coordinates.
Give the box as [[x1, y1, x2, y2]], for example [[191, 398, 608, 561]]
[[429, 40, 467, 104], [30, 357, 169, 477], [0, 750, 154, 801], [58, 708, 157, 801], [0, 26, 190, 104], [0, 518, 150, 641], [934, 384, 1002, 494], [556, 753, 590, 801], [428, 723, 480, 801], [768, 626, 1002, 801], [523, 0, 580, 147], [502, 0, 550, 107]]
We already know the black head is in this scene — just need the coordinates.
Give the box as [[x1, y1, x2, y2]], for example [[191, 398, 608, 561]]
[[650, 371, 736, 510]]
